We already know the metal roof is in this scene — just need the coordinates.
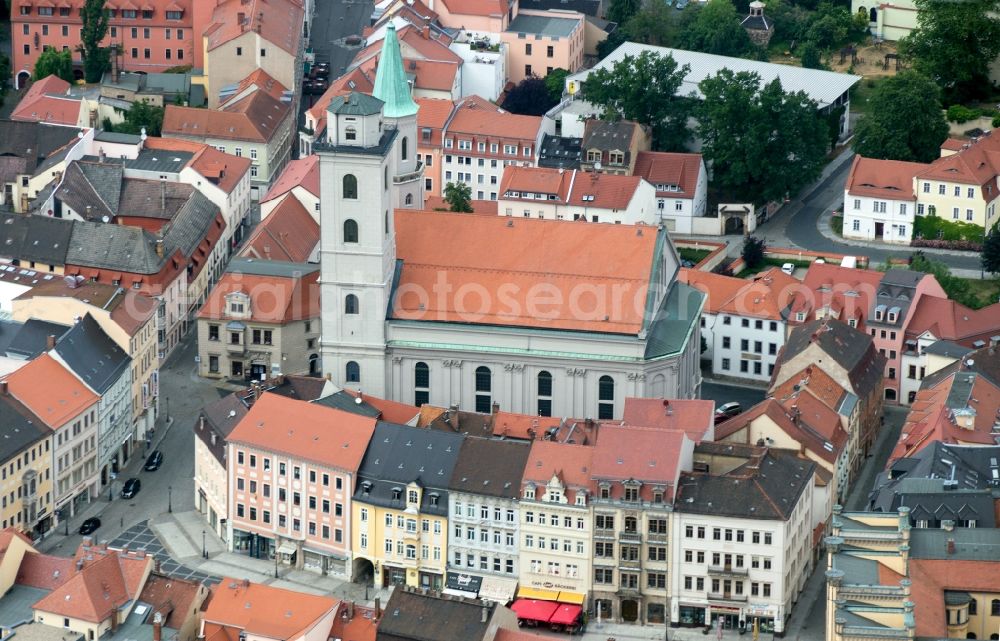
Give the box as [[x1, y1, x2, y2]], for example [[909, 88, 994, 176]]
[[506, 13, 580, 37], [568, 42, 861, 108]]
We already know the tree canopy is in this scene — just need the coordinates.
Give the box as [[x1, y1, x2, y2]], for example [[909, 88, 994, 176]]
[[606, 0, 641, 26], [34, 49, 75, 83], [81, 0, 110, 82], [852, 72, 949, 163], [501, 76, 559, 116], [582, 50, 691, 151], [742, 236, 767, 269], [544, 68, 569, 103], [104, 101, 164, 136], [444, 181, 473, 213], [983, 229, 1000, 276], [697, 69, 829, 204], [681, 0, 762, 59], [899, 0, 1000, 103]]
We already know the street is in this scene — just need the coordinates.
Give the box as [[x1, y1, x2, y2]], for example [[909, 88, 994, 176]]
[[757, 154, 982, 271], [300, 0, 373, 116], [700, 379, 766, 411]]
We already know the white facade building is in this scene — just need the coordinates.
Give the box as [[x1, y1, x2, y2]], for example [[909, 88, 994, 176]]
[[670, 444, 816, 634], [635, 151, 709, 234]]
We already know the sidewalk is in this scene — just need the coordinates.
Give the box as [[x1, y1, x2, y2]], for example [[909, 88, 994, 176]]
[[149, 509, 394, 603], [38, 414, 178, 553]]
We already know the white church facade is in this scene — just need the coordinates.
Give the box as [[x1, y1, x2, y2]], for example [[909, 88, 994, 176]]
[[315, 24, 705, 420]]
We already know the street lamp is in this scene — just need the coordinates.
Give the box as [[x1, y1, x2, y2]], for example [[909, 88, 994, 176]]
[[274, 539, 279, 578], [202, 530, 208, 559], [168, 485, 172, 513]]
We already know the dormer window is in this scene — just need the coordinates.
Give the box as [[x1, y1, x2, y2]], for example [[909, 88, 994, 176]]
[[623, 481, 640, 502], [599, 482, 611, 499], [587, 150, 600, 163], [362, 481, 372, 494], [524, 486, 535, 500], [345, 126, 357, 141], [609, 151, 624, 165], [407, 489, 418, 504], [429, 492, 439, 506], [874, 304, 886, 321], [392, 487, 402, 501]]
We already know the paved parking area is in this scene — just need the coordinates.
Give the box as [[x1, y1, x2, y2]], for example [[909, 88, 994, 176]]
[[109, 520, 219, 585]]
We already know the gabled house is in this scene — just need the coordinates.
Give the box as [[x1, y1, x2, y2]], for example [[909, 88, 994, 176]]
[[579, 119, 650, 175], [634, 151, 708, 232], [198, 578, 338, 641]]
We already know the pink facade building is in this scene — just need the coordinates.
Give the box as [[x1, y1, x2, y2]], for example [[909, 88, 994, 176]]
[[12, 0, 194, 88], [226, 393, 376, 576], [500, 9, 584, 83]]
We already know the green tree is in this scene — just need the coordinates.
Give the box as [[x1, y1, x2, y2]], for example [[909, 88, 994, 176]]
[[544, 68, 569, 103], [501, 76, 558, 116], [619, 1, 683, 48], [852, 71, 949, 163], [767, 0, 812, 44], [80, 0, 110, 82], [983, 229, 1000, 276], [804, 2, 866, 49], [908, 253, 978, 308], [444, 181, 473, 213], [681, 0, 761, 58], [742, 236, 766, 269], [582, 50, 692, 151], [606, 0, 640, 26], [697, 70, 829, 204], [799, 41, 823, 69], [105, 101, 165, 136], [899, 0, 1000, 103], [33, 49, 74, 83]]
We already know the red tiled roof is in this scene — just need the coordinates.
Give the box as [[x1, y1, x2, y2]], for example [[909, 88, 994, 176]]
[[392, 210, 659, 334], [904, 296, 1000, 344], [197, 268, 319, 323], [329, 603, 377, 641], [439, 0, 509, 17], [789, 262, 884, 325], [909, 559, 1000, 637], [342, 389, 420, 424], [32, 551, 152, 623], [16, 552, 75, 590], [416, 97, 456, 147], [261, 155, 319, 203], [205, 0, 304, 56], [239, 197, 318, 263], [143, 138, 251, 195], [618, 397, 715, 442], [679, 267, 799, 321], [591, 425, 688, 500], [499, 166, 643, 211], [422, 195, 497, 214], [224, 69, 288, 105], [203, 578, 337, 637], [522, 440, 593, 503], [939, 138, 965, 153], [356, 56, 459, 92], [11, 76, 81, 126], [226, 393, 377, 472], [354, 23, 459, 65], [492, 411, 562, 439], [716, 398, 847, 465], [5, 354, 98, 429], [163, 90, 291, 143], [846, 155, 923, 200], [916, 133, 1000, 193], [447, 95, 542, 142], [770, 365, 848, 414], [138, 574, 204, 630], [633, 151, 703, 198], [306, 67, 375, 136]]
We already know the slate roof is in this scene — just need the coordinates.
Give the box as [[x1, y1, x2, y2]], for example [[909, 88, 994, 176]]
[[0, 120, 82, 180], [53, 314, 131, 394], [582, 119, 645, 158], [675, 445, 815, 520], [870, 269, 923, 329], [0, 394, 49, 464], [313, 390, 382, 417], [377, 588, 499, 641], [537, 134, 581, 170], [505, 13, 580, 37], [519, 0, 599, 16], [354, 421, 464, 516], [922, 340, 975, 359], [196, 393, 250, 466], [6, 319, 70, 360], [779, 318, 885, 397], [908, 527, 1000, 561], [327, 91, 384, 117], [448, 437, 530, 500], [0, 213, 74, 265]]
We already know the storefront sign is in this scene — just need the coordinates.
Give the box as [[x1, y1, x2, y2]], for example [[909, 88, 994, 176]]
[[745, 604, 777, 617], [529, 579, 578, 591]]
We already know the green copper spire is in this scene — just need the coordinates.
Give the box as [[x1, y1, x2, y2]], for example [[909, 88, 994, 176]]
[[373, 23, 419, 119]]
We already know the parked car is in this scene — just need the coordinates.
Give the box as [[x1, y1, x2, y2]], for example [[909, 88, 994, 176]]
[[78, 517, 101, 535], [714, 402, 742, 424], [144, 450, 163, 471], [781, 263, 795, 275], [121, 478, 141, 499]]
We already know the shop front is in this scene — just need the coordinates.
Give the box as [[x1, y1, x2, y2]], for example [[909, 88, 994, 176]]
[[232, 529, 273, 559], [710, 605, 743, 630], [744, 603, 780, 634], [677, 604, 707, 627], [512, 588, 587, 634], [479, 576, 519, 605], [444, 572, 482, 599], [418, 570, 443, 590], [383, 564, 407, 587]]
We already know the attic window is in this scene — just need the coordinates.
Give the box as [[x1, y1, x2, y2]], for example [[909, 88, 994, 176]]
[[391, 487, 402, 500]]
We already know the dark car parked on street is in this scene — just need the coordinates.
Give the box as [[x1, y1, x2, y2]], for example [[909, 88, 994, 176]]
[[78, 517, 101, 535], [144, 450, 163, 471], [121, 478, 141, 499]]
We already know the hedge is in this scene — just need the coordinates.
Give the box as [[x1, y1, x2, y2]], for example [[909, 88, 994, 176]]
[[913, 214, 984, 243]]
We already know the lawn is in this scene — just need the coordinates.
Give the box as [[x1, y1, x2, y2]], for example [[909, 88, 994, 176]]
[[678, 247, 712, 265], [962, 277, 1000, 309], [849, 77, 889, 117]]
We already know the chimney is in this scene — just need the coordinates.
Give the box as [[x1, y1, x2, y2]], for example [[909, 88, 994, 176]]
[[374, 597, 381, 620], [491, 401, 500, 416], [153, 613, 163, 641], [160, 181, 166, 212], [481, 605, 489, 623], [155, 239, 164, 258], [422, 25, 430, 39], [347, 601, 354, 619], [946, 538, 955, 555], [0, 381, 7, 396]]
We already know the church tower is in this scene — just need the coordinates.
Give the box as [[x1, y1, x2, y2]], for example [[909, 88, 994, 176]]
[[373, 23, 425, 210], [317, 24, 422, 395]]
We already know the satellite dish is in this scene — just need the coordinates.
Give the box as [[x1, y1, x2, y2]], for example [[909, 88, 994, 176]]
[[101, 215, 110, 223], [355, 396, 363, 405], [594, 161, 602, 171]]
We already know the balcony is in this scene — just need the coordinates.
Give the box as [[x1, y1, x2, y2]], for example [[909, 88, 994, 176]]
[[594, 528, 615, 540], [708, 565, 749, 576], [708, 592, 748, 603], [226, 342, 245, 355], [619, 530, 642, 543], [393, 161, 424, 185], [620, 557, 642, 570], [616, 586, 642, 597], [647, 532, 668, 544]]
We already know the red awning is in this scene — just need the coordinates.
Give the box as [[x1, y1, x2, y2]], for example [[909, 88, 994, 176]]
[[510, 599, 558, 623], [548, 604, 582, 626]]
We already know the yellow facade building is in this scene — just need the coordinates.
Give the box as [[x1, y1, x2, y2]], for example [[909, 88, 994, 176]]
[[0, 391, 54, 537]]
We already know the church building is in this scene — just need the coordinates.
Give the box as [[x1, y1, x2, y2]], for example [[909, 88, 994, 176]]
[[315, 24, 704, 420]]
